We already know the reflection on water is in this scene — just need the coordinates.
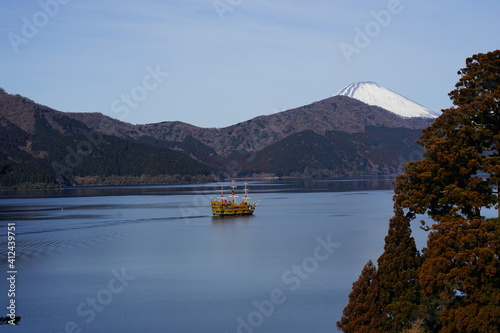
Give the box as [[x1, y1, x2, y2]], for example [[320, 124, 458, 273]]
[[211, 214, 256, 224], [0, 177, 411, 332]]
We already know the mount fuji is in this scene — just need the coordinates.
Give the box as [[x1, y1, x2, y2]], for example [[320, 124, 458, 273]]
[[334, 81, 440, 119]]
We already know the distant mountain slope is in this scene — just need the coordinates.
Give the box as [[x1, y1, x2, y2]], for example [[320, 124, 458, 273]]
[[335, 81, 440, 118], [0, 89, 213, 187], [0, 114, 56, 185], [64, 95, 433, 157], [246, 130, 347, 177], [0, 87, 435, 187], [236, 126, 425, 177]]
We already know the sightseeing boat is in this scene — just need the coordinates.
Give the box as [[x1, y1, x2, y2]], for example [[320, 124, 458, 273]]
[[211, 181, 259, 216]]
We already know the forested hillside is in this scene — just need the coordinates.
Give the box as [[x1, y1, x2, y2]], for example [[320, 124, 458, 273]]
[[0, 90, 213, 187], [0, 86, 433, 187]]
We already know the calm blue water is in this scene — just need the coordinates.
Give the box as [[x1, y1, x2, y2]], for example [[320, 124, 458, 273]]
[[0, 178, 429, 332]]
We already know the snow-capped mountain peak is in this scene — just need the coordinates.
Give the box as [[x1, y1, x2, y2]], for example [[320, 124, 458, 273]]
[[334, 81, 440, 118]]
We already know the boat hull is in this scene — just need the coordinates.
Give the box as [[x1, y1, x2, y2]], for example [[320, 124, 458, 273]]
[[211, 201, 256, 216]]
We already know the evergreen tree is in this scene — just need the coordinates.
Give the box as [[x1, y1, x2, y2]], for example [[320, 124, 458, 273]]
[[376, 207, 422, 332], [337, 260, 385, 333], [418, 215, 500, 332], [450, 51, 500, 221], [339, 50, 500, 332], [393, 50, 500, 331], [338, 208, 422, 333], [395, 50, 500, 221]]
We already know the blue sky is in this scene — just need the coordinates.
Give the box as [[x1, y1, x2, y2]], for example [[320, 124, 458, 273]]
[[1, 0, 499, 127]]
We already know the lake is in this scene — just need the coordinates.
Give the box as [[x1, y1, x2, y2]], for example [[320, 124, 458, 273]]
[[0, 177, 429, 332]]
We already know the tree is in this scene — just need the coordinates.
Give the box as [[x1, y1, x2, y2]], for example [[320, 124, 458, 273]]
[[393, 50, 500, 331], [338, 50, 500, 332], [337, 146, 428, 332], [418, 215, 500, 332], [376, 208, 422, 332], [337, 210, 423, 333], [395, 50, 500, 221], [337, 260, 386, 333], [450, 51, 500, 221]]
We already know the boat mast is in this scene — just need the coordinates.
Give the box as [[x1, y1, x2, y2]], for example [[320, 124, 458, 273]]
[[231, 180, 236, 204], [243, 182, 249, 203]]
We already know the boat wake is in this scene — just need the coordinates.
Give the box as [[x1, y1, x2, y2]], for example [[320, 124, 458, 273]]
[[0, 214, 209, 262]]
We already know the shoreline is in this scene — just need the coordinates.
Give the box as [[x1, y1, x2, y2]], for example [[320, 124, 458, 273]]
[[0, 173, 398, 192]]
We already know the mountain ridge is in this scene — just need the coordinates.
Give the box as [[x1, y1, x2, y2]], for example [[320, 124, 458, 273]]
[[0, 87, 435, 187], [0, 89, 214, 187], [63, 95, 433, 157]]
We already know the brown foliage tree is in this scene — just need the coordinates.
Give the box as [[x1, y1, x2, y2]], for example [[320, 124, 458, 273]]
[[339, 50, 500, 332], [376, 208, 422, 332], [337, 50, 500, 333], [419, 216, 500, 332], [337, 260, 386, 333], [395, 50, 500, 222], [338, 210, 422, 333], [395, 50, 500, 331]]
